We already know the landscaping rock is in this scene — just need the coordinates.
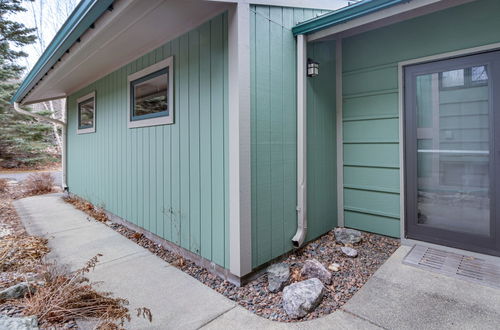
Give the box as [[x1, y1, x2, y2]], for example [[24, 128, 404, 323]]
[[301, 259, 331, 284], [334, 227, 362, 245], [0, 282, 32, 300], [283, 278, 324, 319], [0, 315, 38, 330], [267, 263, 290, 293], [341, 246, 358, 258]]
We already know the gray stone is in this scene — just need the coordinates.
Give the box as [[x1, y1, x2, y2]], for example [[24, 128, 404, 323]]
[[283, 278, 324, 319], [341, 246, 358, 258], [301, 259, 332, 284], [334, 227, 362, 245], [0, 315, 38, 330], [267, 263, 290, 293], [0, 282, 33, 300]]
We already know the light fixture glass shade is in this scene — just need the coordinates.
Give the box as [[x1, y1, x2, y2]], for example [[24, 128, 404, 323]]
[[307, 59, 319, 77]]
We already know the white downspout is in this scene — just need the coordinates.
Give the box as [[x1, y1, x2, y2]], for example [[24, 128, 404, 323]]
[[13, 102, 67, 190], [292, 34, 307, 248]]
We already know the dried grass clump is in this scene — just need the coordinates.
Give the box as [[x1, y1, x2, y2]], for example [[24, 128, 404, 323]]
[[0, 235, 50, 272], [63, 196, 109, 223], [16, 255, 141, 329], [0, 179, 8, 193], [22, 173, 55, 196]]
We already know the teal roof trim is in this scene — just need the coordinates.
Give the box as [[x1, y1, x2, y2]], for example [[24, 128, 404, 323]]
[[12, 0, 114, 104], [292, 0, 411, 36]]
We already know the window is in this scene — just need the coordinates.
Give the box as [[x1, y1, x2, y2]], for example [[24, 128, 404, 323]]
[[127, 57, 174, 128], [439, 65, 488, 90], [77, 92, 96, 134]]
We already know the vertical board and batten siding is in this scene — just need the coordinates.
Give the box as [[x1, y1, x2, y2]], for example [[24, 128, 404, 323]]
[[307, 40, 338, 240], [67, 13, 230, 268], [250, 5, 334, 268], [341, 0, 500, 237]]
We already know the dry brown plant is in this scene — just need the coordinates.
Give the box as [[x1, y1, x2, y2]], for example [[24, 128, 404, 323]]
[[15, 255, 134, 328], [0, 179, 8, 193], [63, 196, 109, 223], [22, 173, 55, 196]]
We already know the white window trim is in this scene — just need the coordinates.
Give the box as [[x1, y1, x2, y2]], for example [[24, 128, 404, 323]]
[[76, 91, 96, 134], [127, 56, 174, 128]]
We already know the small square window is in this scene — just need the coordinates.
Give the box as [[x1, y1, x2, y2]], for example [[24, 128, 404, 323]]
[[127, 57, 174, 128], [441, 69, 464, 88], [77, 92, 95, 134]]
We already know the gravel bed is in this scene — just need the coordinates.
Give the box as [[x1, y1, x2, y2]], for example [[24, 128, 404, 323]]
[[109, 222, 399, 322]]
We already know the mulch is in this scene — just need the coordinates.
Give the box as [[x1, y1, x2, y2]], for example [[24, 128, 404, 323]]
[[109, 221, 399, 322]]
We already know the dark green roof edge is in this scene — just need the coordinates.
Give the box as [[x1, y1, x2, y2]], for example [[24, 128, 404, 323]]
[[292, 0, 412, 36], [11, 0, 114, 104]]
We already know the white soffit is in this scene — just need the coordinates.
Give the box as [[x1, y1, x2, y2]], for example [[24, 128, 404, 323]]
[[23, 0, 231, 104], [308, 0, 477, 41]]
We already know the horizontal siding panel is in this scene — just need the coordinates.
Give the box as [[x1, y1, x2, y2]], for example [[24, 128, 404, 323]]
[[343, 118, 399, 143], [343, 166, 400, 192], [343, 92, 399, 120], [344, 188, 400, 219], [343, 144, 399, 168], [345, 211, 400, 238], [343, 66, 398, 96]]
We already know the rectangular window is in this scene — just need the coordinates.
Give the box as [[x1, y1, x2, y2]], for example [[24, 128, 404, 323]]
[[77, 92, 96, 134], [127, 57, 174, 128]]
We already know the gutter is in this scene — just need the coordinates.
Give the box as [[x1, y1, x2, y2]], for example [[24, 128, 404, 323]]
[[292, 34, 307, 248], [292, 0, 411, 36], [13, 102, 67, 190]]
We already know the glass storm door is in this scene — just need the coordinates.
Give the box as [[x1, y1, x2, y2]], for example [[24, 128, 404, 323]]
[[405, 51, 500, 256]]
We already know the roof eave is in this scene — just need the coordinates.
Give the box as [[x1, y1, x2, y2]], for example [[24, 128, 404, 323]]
[[292, 0, 412, 36], [11, 0, 113, 104]]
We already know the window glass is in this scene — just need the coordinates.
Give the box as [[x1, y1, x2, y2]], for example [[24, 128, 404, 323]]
[[78, 97, 94, 129], [131, 68, 168, 120], [472, 65, 488, 82], [441, 69, 464, 88]]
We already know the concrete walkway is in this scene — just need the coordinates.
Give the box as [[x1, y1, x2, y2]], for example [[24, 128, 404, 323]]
[[13, 194, 500, 329]]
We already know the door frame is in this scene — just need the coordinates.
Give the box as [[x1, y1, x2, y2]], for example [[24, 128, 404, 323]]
[[398, 42, 500, 253]]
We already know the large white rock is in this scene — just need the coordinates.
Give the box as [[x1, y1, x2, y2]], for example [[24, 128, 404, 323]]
[[283, 278, 324, 319], [334, 227, 362, 245], [0, 282, 31, 300], [267, 263, 290, 293], [0, 315, 38, 330], [300, 259, 332, 284]]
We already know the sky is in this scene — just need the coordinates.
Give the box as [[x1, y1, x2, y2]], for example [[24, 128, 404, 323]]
[[13, 0, 79, 74]]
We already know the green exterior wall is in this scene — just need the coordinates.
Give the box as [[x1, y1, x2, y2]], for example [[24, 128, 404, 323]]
[[67, 13, 230, 268], [250, 5, 335, 268], [341, 0, 500, 237]]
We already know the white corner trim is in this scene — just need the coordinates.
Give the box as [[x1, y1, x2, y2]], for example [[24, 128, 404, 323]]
[[76, 91, 96, 134], [336, 37, 344, 228], [127, 56, 174, 129], [228, 3, 252, 277], [397, 42, 500, 240]]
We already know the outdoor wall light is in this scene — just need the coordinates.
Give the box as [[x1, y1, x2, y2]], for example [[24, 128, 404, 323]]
[[307, 58, 319, 77]]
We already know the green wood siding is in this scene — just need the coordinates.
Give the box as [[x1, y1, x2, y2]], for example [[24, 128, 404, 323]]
[[250, 5, 333, 268], [67, 13, 229, 268], [307, 40, 337, 240], [341, 0, 500, 237]]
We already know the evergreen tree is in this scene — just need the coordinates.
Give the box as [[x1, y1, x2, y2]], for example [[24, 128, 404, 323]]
[[0, 0, 56, 168]]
